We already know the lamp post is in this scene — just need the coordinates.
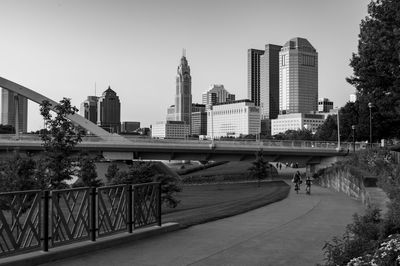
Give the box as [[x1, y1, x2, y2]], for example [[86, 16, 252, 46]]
[[351, 125, 356, 153], [335, 107, 341, 150], [368, 102, 373, 148]]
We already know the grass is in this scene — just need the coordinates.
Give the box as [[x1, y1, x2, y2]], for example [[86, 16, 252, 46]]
[[163, 180, 290, 228]]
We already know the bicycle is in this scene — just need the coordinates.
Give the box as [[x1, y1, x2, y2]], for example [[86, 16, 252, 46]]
[[306, 183, 311, 195], [305, 178, 312, 195], [294, 182, 300, 194]]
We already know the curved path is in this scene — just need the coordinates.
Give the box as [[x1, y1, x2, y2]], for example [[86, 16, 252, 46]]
[[41, 183, 364, 266]]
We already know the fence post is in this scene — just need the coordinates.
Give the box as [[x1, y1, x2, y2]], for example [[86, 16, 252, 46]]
[[42, 190, 50, 252], [157, 183, 162, 227], [127, 185, 133, 233], [90, 187, 96, 242]]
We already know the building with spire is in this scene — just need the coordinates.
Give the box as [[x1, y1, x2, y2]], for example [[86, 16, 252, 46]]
[[174, 50, 192, 128], [279, 37, 318, 114], [97, 86, 121, 133]]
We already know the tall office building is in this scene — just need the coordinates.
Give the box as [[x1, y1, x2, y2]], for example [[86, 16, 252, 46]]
[[80, 96, 98, 124], [202, 84, 235, 108], [97, 86, 121, 133], [279, 37, 318, 114], [260, 44, 282, 119], [191, 103, 207, 136], [1, 89, 28, 133], [247, 49, 265, 106], [174, 51, 192, 127]]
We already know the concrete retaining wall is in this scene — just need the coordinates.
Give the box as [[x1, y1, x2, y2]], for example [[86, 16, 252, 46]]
[[317, 167, 388, 213]]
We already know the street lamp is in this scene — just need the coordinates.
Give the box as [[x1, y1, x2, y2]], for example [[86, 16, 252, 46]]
[[351, 125, 356, 153], [368, 102, 373, 148], [335, 107, 341, 150]]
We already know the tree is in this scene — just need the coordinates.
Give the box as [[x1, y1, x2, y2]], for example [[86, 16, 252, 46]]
[[314, 115, 338, 141], [110, 161, 181, 208], [347, 0, 400, 139], [0, 154, 38, 192], [248, 149, 269, 187], [105, 162, 120, 184], [273, 129, 314, 141], [40, 98, 82, 188], [74, 154, 102, 187]]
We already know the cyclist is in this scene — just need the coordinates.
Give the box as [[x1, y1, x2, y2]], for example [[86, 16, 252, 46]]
[[305, 176, 312, 195], [292, 171, 301, 194]]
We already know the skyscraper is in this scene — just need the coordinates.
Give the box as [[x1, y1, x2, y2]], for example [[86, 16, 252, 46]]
[[202, 84, 235, 108], [247, 49, 265, 106], [80, 96, 98, 124], [1, 89, 27, 133], [97, 86, 121, 133], [260, 44, 282, 119], [174, 51, 192, 128], [279, 37, 318, 114]]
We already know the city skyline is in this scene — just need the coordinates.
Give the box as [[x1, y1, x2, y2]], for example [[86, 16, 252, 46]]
[[0, 0, 369, 131]]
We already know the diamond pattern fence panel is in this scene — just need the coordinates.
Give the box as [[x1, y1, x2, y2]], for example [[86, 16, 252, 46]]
[[98, 185, 128, 237], [133, 183, 161, 229], [0, 190, 41, 257], [51, 188, 91, 247]]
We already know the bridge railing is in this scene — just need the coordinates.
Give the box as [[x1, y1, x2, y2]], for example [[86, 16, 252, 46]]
[[0, 134, 382, 151], [0, 182, 161, 258]]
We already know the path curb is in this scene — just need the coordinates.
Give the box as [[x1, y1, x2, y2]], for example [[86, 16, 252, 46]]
[[0, 222, 180, 266]]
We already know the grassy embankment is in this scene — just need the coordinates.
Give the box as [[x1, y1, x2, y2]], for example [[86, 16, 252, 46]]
[[162, 161, 291, 227]]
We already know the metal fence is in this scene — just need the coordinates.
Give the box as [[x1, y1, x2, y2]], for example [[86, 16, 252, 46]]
[[0, 182, 161, 257]]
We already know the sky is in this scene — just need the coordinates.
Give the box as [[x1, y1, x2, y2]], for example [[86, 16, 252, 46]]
[[0, 0, 370, 131]]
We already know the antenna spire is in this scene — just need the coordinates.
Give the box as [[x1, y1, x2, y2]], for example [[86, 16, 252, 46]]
[[182, 48, 186, 57]]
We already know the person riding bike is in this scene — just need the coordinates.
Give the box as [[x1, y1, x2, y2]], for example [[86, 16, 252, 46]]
[[292, 171, 301, 194], [305, 176, 312, 195]]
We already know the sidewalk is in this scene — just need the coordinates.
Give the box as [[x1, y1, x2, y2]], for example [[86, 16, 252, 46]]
[[40, 182, 364, 266]]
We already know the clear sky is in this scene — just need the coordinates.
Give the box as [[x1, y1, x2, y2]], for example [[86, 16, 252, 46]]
[[0, 0, 370, 131]]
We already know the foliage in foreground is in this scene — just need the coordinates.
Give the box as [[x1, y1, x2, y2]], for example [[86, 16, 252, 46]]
[[40, 98, 82, 189], [321, 149, 400, 265]]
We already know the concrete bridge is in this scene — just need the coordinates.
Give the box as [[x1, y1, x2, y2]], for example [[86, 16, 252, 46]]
[[0, 134, 356, 173]]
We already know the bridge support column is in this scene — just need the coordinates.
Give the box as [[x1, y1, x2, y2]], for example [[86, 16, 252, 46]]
[[14, 93, 19, 140]]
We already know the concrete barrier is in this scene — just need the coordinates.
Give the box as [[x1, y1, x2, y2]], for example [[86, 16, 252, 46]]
[[316, 167, 389, 214]]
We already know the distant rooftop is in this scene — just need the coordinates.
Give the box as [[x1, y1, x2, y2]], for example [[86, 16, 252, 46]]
[[282, 37, 316, 52]]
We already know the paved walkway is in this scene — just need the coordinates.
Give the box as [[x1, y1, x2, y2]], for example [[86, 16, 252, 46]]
[[41, 183, 364, 266]]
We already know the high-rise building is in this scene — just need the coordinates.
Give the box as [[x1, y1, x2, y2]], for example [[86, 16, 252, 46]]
[[190, 103, 207, 136], [207, 99, 260, 138], [1, 89, 28, 133], [279, 37, 318, 114], [174, 51, 192, 128], [318, 98, 333, 113], [202, 84, 235, 108], [248, 49, 265, 106], [80, 96, 98, 124], [260, 44, 282, 119], [191, 111, 207, 136], [97, 86, 121, 133]]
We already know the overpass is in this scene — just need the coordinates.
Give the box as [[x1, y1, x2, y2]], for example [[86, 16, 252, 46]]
[[0, 134, 354, 165]]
